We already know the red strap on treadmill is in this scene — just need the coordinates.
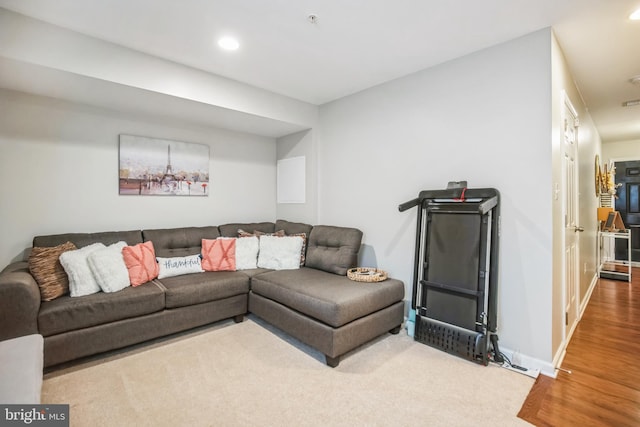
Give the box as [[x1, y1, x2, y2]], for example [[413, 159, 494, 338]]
[[454, 187, 467, 202]]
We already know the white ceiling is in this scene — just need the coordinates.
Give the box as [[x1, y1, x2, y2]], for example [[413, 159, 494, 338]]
[[1, 0, 639, 142]]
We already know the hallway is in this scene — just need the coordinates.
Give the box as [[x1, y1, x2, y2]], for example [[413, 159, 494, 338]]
[[518, 268, 640, 426]]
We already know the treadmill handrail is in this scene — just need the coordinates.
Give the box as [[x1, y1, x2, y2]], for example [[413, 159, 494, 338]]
[[399, 188, 499, 213], [398, 197, 420, 212], [428, 196, 497, 214]]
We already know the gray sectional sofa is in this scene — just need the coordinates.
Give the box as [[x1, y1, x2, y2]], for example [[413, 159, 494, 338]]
[[0, 220, 404, 368]]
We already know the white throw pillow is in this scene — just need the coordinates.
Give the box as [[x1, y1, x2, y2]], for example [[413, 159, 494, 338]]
[[257, 236, 304, 270], [87, 241, 130, 293], [59, 243, 105, 297], [156, 254, 204, 279], [235, 236, 259, 270]]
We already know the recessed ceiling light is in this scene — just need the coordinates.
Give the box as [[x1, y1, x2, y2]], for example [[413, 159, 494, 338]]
[[630, 8, 640, 20], [623, 99, 640, 107], [218, 36, 239, 51], [630, 75, 640, 85]]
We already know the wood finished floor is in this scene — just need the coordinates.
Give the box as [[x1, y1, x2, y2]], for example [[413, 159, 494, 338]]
[[518, 268, 640, 426]]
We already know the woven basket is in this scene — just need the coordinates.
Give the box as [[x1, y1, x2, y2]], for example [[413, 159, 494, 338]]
[[347, 267, 388, 283]]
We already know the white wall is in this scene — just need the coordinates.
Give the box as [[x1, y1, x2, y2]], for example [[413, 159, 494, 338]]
[[318, 30, 554, 366], [602, 139, 640, 163], [0, 89, 277, 266]]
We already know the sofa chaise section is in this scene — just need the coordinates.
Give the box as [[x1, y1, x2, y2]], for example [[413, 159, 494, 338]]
[[250, 269, 404, 367], [249, 225, 405, 367]]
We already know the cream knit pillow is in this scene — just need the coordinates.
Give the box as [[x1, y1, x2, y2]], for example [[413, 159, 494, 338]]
[[257, 236, 304, 270], [59, 243, 105, 297], [88, 241, 130, 293]]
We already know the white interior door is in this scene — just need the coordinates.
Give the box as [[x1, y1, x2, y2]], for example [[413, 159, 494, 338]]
[[563, 95, 580, 337]]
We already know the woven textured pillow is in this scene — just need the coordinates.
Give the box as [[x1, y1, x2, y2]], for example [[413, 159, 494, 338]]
[[201, 238, 236, 271], [28, 241, 77, 301], [122, 241, 159, 286]]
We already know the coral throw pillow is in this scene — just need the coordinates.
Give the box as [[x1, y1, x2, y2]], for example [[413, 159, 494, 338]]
[[122, 241, 159, 286], [201, 238, 236, 272]]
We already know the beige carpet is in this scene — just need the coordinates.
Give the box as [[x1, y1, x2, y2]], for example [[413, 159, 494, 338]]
[[43, 317, 533, 427]]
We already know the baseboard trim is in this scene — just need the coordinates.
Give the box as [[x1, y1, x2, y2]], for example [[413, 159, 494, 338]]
[[580, 273, 599, 318], [546, 273, 598, 378], [552, 346, 567, 372]]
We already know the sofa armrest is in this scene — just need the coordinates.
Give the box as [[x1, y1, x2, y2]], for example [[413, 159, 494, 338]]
[[0, 262, 41, 340]]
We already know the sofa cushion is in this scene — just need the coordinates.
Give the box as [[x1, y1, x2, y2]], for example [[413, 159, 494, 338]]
[[157, 271, 250, 309], [122, 241, 159, 286], [218, 222, 274, 238], [28, 241, 77, 301], [250, 268, 404, 328], [275, 219, 313, 236], [143, 227, 220, 258], [38, 282, 165, 337], [33, 230, 142, 249], [305, 226, 363, 275]]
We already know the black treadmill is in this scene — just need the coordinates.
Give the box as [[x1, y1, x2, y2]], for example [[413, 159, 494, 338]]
[[399, 186, 501, 365]]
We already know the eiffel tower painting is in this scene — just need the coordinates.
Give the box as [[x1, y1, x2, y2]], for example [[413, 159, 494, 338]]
[[118, 134, 210, 197], [161, 144, 176, 182]]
